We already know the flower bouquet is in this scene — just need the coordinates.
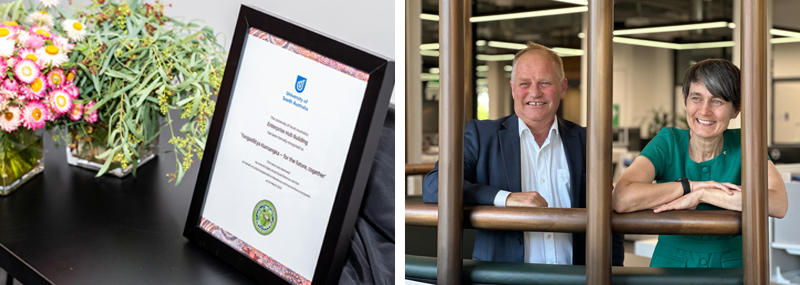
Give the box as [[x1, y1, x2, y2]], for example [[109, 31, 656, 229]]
[[48, 0, 225, 183], [0, 0, 84, 194]]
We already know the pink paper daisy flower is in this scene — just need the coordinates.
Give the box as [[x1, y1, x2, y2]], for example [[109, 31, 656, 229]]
[[64, 67, 77, 85], [21, 76, 46, 100], [48, 89, 72, 114], [26, 34, 44, 49], [17, 48, 41, 66], [46, 68, 65, 88], [0, 25, 18, 41], [64, 85, 79, 99], [0, 88, 11, 101], [22, 100, 47, 130], [3, 77, 19, 92], [84, 101, 98, 124], [0, 105, 21, 132], [46, 107, 58, 122], [29, 26, 52, 40], [52, 36, 74, 53], [0, 61, 6, 80], [69, 103, 82, 121], [14, 58, 41, 83]]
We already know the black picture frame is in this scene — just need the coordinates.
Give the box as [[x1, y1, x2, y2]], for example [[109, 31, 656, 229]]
[[183, 5, 394, 285]]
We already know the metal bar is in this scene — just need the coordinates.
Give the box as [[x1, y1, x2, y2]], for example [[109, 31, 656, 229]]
[[405, 202, 742, 235], [741, 0, 769, 283], [405, 163, 436, 176], [438, 0, 466, 283], [587, 0, 613, 283]]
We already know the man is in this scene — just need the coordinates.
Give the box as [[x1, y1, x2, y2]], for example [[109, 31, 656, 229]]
[[422, 42, 623, 266]]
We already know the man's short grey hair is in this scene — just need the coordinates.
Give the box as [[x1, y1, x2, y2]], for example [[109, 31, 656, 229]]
[[510, 42, 565, 82]]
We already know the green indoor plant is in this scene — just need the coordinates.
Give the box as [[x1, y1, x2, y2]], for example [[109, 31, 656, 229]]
[[48, 0, 226, 184], [641, 107, 689, 141]]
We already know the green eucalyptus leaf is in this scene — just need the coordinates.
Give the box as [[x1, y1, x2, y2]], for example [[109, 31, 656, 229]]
[[104, 69, 134, 81], [130, 70, 158, 95], [124, 118, 143, 140], [96, 145, 121, 159], [175, 165, 185, 185], [122, 141, 131, 162], [173, 64, 195, 81], [193, 136, 206, 150], [96, 152, 115, 177], [127, 14, 141, 36]]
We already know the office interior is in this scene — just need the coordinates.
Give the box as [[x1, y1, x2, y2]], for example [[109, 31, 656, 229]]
[[405, 0, 800, 283]]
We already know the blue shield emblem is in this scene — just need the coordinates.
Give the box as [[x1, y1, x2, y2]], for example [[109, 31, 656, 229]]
[[295, 75, 307, 93]]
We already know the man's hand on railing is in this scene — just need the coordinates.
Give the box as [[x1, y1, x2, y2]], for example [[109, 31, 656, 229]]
[[506, 192, 549, 207]]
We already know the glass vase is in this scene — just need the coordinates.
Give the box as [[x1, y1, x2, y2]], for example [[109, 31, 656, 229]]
[[0, 128, 44, 196], [65, 125, 158, 177]]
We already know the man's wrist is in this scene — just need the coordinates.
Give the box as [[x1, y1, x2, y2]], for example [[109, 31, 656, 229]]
[[494, 190, 511, 207]]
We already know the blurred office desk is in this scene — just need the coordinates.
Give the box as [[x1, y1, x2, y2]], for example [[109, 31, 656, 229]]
[[0, 135, 256, 285]]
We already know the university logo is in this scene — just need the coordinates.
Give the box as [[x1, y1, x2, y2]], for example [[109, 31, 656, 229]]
[[295, 75, 307, 93], [253, 200, 277, 235]]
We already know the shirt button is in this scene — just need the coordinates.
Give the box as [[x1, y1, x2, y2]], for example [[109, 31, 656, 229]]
[[547, 234, 552, 239], [700, 258, 708, 266], [702, 167, 709, 173], [541, 179, 546, 183]]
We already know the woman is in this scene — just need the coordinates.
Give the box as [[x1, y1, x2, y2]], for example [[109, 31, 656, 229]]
[[612, 58, 788, 268]]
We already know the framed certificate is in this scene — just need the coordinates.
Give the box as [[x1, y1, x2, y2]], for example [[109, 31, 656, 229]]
[[183, 5, 394, 285]]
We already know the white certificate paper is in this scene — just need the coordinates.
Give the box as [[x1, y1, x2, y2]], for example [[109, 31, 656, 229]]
[[200, 29, 368, 282]]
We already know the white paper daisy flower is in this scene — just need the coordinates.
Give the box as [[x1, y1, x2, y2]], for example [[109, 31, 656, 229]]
[[25, 11, 54, 28], [39, 0, 60, 8], [36, 45, 68, 67], [61, 19, 86, 42], [0, 39, 15, 58], [16, 31, 30, 47]]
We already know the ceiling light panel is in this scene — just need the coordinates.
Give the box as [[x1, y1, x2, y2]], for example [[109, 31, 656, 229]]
[[552, 0, 588, 5], [771, 29, 800, 38], [470, 7, 588, 23], [613, 21, 730, 36], [420, 43, 440, 50]]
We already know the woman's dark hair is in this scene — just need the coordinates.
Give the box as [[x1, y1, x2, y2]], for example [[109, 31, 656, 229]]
[[682, 58, 741, 111]]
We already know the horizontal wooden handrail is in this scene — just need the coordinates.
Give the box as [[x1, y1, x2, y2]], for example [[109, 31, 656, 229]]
[[405, 163, 436, 176], [405, 201, 742, 235]]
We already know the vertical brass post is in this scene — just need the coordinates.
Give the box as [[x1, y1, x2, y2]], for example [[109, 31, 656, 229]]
[[437, 0, 466, 283], [741, 0, 769, 283], [586, 0, 613, 284]]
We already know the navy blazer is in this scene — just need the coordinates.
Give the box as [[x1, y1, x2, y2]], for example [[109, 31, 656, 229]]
[[422, 114, 624, 266]]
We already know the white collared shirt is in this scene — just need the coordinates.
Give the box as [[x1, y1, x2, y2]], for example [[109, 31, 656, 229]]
[[493, 116, 573, 264]]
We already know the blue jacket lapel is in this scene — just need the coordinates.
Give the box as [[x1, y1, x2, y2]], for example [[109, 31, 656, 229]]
[[500, 115, 522, 193], [558, 117, 584, 208]]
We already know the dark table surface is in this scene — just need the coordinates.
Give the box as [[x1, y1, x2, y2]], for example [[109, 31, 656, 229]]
[[0, 130, 257, 285], [0, 108, 396, 285]]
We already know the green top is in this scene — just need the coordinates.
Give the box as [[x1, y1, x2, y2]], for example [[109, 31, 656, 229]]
[[641, 127, 741, 212], [639, 127, 756, 267]]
